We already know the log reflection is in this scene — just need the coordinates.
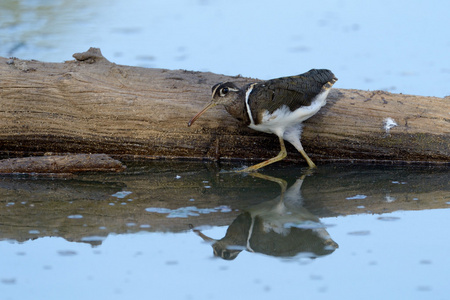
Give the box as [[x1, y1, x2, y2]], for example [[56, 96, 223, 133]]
[[193, 173, 338, 260]]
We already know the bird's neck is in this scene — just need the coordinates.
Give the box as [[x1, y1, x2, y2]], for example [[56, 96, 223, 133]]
[[224, 90, 251, 125]]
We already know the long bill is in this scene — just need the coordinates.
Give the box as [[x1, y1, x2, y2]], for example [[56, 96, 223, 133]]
[[187, 101, 217, 127], [193, 229, 217, 244]]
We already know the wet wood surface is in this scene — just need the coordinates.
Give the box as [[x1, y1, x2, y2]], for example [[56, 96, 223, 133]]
[[0, 48, 449, 165], [0, 154, 125, 174]]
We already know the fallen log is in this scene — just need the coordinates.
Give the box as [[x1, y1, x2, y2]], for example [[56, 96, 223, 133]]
[[1, 48, 449, 164], [0, 154, 125, 174]]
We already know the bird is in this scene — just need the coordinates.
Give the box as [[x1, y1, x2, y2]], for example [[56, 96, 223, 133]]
[[192, 173, 339, 260], [188, 69, 337, 172]]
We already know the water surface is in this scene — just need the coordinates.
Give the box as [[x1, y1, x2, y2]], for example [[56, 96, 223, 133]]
[[1, 162, 449, 299]]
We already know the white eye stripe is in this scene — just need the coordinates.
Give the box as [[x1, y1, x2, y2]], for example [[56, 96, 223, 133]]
[[211, 84, 221, 97], [219, 87, 239, 97]]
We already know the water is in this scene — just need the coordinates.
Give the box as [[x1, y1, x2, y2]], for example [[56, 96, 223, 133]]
[[1, 162, 449, 300], [1, 1, 449, 299], [1, 0, 450, 97]]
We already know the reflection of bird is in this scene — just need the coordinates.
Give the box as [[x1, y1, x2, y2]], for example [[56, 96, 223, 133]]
[[193, 173, 338, 260], [188, 69, 337, 171]]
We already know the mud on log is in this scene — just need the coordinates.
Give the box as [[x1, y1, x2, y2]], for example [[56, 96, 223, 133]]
[[0, 48, 449, 164]]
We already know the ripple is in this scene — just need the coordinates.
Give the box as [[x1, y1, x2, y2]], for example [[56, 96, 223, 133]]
[[80, 236, 107, 243], [1, 278, 16, 285], [57, 250, 77, 256], [377, 216, 400, 221], [348, 230, 371, 236]]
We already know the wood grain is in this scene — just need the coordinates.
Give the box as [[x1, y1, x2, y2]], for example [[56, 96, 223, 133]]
[[1, 48, 449, 164]]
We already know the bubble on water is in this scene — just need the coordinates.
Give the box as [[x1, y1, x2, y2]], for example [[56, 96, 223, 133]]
[[346, 194, 367, 200], [140, 224, 151, 228], [67, 214, 83, 219], [391, 181, 407, 184], [145, 205, 232, 218], [145, 207, 172, 214], [111, 191, 133, 198], [175, 175, 181, 179], [215, 205, 232, 213]]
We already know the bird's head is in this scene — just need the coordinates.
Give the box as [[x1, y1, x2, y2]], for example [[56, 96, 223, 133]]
[[188, 82, 241, 126]]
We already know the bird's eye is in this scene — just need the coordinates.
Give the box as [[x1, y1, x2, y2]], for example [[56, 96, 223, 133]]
[[220, 87, 229, 96]]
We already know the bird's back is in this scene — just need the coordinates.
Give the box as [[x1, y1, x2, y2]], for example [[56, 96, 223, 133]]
[[249, 69, 337, 123]]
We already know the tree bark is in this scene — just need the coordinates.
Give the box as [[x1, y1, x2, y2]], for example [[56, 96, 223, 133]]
[[1, 47, 449, 164], [0, 154, 125, 174]]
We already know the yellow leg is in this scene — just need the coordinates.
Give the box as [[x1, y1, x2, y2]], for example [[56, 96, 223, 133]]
[[287, 137, 317, 168], [238, 136, 287, 172], [298, 148, 317, 168]]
